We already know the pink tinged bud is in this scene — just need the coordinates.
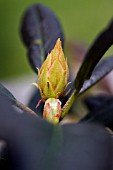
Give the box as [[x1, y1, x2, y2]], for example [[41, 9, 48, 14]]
[[36, 38, 69, 100], [43, 98, 61, 124]]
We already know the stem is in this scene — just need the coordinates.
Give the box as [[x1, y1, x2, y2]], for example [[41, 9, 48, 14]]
[[16, 100, 38, 117]]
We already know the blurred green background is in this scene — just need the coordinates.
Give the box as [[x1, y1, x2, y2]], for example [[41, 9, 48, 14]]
[[0, 0, 113, 79]]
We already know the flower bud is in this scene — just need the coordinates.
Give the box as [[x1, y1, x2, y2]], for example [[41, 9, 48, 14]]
[[36, 38, 69, 100], [43, 98, 61, 124]]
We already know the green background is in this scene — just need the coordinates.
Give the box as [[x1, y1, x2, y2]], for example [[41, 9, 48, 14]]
[[0, 0, 113, 79]]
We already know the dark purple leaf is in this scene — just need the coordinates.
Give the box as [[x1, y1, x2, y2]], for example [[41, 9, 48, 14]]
[[21, 4, 64, 72], [0, 95, 113, 170], [81, 95, 113, 130], [79, 56, 113, 94], [84, 95, 110, 111], [75, 19, 113, 92]]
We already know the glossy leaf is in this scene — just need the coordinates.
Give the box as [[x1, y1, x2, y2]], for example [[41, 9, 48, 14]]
[[79, 56, 113, 95], [75, 19, 113, 92], [0, 95, 113, 170], [21, 4, 64, 72], [81, 95, 113, 130]]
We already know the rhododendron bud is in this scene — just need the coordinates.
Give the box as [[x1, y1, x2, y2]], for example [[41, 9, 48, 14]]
[[43, 98, 61, 124], [34, 38, 69, 100]]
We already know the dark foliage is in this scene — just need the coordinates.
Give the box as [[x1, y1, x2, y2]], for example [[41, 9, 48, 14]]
[[21, 4, 64, 72], [79, 56, 113, 94], [75, 19, 113, 92], [0, 95, 113, 170], [84, 95, 111, 111], [81, 95, 113, 130]]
